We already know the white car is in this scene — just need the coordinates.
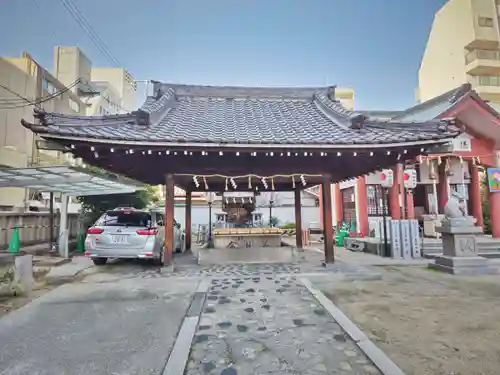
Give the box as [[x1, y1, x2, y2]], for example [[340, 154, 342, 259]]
[[84, 208, 184, 266]]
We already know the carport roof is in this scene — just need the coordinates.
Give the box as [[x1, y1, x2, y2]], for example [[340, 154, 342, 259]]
[[0, 165, 143, 196]]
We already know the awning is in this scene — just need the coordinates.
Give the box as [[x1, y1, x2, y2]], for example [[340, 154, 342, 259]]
[[0, 165, 143, 196], [0, 165, 144, 258]]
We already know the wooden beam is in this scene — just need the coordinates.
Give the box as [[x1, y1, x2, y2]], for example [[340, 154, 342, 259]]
[[74, 145, 425, 187], [321, 174, 334, 263], [294, 187, 303, 249], [164, 174, 175, 264], [185, 190, 192, 251]]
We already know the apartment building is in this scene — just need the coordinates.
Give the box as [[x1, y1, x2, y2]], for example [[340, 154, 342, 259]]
[[417, 0, 500, 104], [54, 46, 137, 114], [0, 52, 85, 209], [0, 46, 137, 209]]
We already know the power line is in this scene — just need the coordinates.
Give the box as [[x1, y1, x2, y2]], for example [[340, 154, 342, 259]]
[[59, 0, 122, 68], [0, 79, 81, 111], [78, 80, 129, 113], [31, 0, 59, 40]]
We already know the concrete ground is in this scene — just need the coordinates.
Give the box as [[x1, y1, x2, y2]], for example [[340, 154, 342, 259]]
[[198, 246, 295, 265], [0, 248, 402, 375], [0, 272, 200, 375]]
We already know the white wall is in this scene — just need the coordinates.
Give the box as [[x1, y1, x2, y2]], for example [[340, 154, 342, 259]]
[[173, 191, 320, 230]]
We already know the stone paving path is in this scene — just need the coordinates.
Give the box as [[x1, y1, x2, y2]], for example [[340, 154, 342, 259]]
[[185, 274, 382, 375]]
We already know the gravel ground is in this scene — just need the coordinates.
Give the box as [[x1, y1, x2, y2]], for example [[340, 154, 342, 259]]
[[317, 265, 500, 375]]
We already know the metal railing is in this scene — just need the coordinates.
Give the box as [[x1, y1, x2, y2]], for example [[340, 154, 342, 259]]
[[465, 49, 500, 64]]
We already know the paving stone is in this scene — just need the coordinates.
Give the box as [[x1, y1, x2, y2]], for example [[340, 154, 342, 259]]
[[236, 325, 248, 333], [314, 308, 326, 316], [202, 361, 216, 373], [185, 276, 381, 375]]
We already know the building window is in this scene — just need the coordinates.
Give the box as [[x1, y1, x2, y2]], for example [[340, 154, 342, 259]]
[[366, 185, 388, 217], [68, 98, 80, 113], [42, 78, 58, 95], [478, 17, 494, 27], [478, 75, 500, 86], [341, 187, 356, 226]]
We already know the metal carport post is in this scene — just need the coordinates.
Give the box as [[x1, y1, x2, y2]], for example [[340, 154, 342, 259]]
[[0, 165, 144, 257]]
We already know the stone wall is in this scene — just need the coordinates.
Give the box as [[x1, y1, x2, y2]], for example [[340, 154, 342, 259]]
[[0, 212, 80, 250]]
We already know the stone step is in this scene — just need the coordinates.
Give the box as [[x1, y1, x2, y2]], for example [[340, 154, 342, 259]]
[[423, 244, 500, 255], [425, 251, 500, 259]]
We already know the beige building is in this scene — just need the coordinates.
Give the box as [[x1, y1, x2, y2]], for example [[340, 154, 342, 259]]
[[0, 52, 85, 209], [0, 46, 137, 209], [417, 0, 500, 103], [334, 87, 355, 110], [54, 46, 137, 114]]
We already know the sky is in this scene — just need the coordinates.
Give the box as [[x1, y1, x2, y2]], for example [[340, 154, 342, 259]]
[[0, 0, 448, 110]]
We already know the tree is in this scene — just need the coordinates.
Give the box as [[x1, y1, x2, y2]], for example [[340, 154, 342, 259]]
[[78, 186, 159, 227], [481, 172, 491, 234], [75, 165, 161, 226]]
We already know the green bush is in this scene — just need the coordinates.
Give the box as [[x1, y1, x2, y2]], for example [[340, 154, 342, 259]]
[[280, 222, 296, 229], [482, 175, 491, 234], [483, 197, 491, 234]]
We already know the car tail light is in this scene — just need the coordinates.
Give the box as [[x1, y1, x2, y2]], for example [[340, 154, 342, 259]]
[[87, 227, 104, 235], [136, 229, 157, 236]]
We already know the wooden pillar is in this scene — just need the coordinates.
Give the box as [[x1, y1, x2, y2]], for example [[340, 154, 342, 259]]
[[469, 164, 483, 228], [164, 174, 175, 264], [355, 177, 369, 237], [321, 175, 334, 263], [318, 185, 324, 230], [185, 190, 192, 251], [294, 188, 303, 248], [388, 165, 401, 219], [333, 183, 343, 228], [438, 160, 449, 214]]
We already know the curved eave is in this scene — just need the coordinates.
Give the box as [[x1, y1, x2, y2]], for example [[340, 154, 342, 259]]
[[34, 133, 455, 150]]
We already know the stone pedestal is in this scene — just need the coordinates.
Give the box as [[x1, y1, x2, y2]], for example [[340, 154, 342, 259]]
[[430, 217, 497, 275]]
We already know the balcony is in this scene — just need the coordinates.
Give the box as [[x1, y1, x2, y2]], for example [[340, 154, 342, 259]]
[[469, 75, 500, 102], [465, 49, 500, 75]]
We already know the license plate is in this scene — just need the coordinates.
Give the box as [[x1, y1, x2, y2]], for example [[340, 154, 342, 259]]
[[112, 235, 128, 244]]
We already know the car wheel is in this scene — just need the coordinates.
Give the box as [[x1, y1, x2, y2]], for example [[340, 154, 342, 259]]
[[92, 258, 107, 266]]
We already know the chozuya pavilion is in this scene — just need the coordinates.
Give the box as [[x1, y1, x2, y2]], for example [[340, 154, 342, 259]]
[[21, 82, 458, 264]]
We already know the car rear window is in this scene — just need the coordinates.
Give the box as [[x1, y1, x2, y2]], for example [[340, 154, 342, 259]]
[[96, 211, 152, 227]]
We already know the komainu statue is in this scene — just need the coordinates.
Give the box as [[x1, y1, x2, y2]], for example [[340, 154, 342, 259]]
[[444, 190, 466, 219]]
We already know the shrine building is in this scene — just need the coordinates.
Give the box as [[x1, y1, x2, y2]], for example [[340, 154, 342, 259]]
[[318, 84, 500, 239], [21, 82, 459, 264]]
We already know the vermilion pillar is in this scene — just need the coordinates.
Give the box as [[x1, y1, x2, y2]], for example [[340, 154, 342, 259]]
[[469, 165, 483, 228], [400, 165, 415, 219], [294, 188, 303, 248], [405, 191, 415, 219], [438, 160, 449, 214], [185, 190, 192, 251], [489, 191, 500, 238], [388, 165, 401, 219], [356, 177, 369, 237], [489, 152, 500, 238], [333, 183, 343, 227], [321, 175, 334, 263], [164, 174, 175, 264]]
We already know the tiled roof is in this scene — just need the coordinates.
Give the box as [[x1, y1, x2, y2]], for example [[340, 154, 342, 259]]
[[21, 83, 458, 147], [387, 84, 473, 122]]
